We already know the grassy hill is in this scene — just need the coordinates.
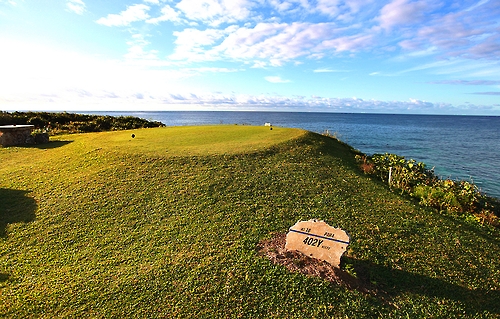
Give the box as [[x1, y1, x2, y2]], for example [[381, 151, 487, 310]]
[[1, 125, 499, 318]]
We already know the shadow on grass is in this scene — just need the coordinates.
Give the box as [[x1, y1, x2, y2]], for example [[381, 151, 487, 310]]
[[440, 213, 500, 245], [312, 133, 364, 168], [0, 273, 10, 283], [0, 188, 37, 237], [18, 140, 73, 149], [347, 257, 500, 315]]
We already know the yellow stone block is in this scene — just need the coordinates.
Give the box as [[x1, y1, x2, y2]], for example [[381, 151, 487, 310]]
[[285, 219, 350, 268]]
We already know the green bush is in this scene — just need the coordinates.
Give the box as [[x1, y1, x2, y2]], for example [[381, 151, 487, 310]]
[[356, 153, 435, 192], [413, 180, 479, 213], [357, 153, 498, 227], [0, 111, 164, 134]]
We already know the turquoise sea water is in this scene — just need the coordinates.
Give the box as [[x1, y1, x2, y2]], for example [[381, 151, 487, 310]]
[[84, 111, 500, 199]]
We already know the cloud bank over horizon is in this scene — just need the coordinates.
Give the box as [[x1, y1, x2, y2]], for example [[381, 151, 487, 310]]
[[1, 0, 500, 114]]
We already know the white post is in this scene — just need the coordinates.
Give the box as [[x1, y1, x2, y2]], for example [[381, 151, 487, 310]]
[[388, 167, 392, 186]]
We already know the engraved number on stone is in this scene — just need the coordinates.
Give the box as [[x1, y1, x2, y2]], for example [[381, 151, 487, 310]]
[[302, 237, 324, 247]]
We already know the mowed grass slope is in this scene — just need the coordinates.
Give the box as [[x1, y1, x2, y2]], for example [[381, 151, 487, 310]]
[[1, 125, 499, 318]]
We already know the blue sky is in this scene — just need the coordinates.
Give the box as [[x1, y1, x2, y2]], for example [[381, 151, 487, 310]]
[[1, 0, 500, 114]]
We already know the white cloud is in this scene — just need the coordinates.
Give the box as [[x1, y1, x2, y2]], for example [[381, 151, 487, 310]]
[[1, 39, 497, 114], [213, 22, 289, 60], [319, 33, 373, 52], [250, 61, 268, 68], [396, 46, 438, 59], [147, 5, 183, 24], [124, 34, 161, 61], [0, 39, 193, 108], [90, 0, 499, 68], [313, 68, 349, 73], [96, 4, 150, 27], [472, 92, 500, 96], [429, 80, 500, 86], [66, 0, 85, 15], [265, 76, 291, 83], [464, 0, 490, 12], [376, 0, 433, 30], [169, 26, 233, 61], [387, 58, 500, 79], [394, 1, 500, 60], [268, 0, 294, 13], [169, 22, 370, 65], [466, 34, 500, 60], [0, 0, 21, 6], [175, 0, 252, 26], [342, 0, 370, 15], [265, 0, 371, 21], [315, 0, 340, 17], [182, 67, 240, 73], [90, 0, 499, 71], [4, 82, 497, 114], [416, 13, 483, 50]]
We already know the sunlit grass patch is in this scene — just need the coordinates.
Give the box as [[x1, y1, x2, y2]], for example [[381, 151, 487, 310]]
[[68, 125, 306, 157]]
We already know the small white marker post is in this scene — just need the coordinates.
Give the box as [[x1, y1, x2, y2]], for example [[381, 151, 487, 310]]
[[285, 219, 350, 268], [388, 167, 393, 187]]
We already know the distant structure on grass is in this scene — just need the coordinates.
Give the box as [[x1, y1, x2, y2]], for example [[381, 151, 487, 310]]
[[0, 125, 34, 147], [0, 125, 49, 147]]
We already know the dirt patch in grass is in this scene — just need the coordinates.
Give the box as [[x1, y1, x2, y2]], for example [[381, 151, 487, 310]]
[[257, 233, 381, 296]]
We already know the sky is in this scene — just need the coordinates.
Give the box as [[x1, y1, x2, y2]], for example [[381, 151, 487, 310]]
[[1, 0, 500, 114]]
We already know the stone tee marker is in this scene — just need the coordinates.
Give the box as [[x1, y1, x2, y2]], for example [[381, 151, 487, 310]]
[[285, 219, 350, 268]]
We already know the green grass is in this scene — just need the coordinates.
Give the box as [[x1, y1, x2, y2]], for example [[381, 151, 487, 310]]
[[94, 125, 305, 156], [1, 125, 499, 318]]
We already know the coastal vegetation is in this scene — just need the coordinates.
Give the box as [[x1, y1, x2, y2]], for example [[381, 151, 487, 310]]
[[357, 153, 499, 227], [0, 111, 164, 134], [1, 125, 499, 318]]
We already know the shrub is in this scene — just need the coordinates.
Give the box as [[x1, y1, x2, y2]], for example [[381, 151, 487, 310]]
[[357, 153, 498, 227], [356, 153, 435, 192], [0, 111, 164, 134], [412, 180, 479, 213]]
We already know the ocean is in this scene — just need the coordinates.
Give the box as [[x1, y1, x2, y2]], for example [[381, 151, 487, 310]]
[[83, 111, 500, 199]]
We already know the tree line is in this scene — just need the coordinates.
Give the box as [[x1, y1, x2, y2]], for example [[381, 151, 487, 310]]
[[0, 111, 164, 134]]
